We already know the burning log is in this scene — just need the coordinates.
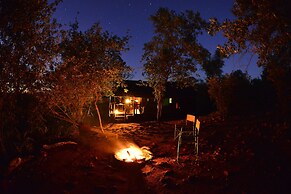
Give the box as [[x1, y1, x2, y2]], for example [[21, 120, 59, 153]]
[[42, 141, 78, 150]]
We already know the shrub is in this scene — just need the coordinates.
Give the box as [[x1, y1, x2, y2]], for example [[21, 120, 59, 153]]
[[208, 70, 252, 116], [0, 94, 47, 162]]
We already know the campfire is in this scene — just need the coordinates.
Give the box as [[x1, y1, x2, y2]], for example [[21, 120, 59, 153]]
[[114, 144, 152, 163]]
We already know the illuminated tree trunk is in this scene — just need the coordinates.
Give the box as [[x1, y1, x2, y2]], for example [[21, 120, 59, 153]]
[[157, 98, 163, 122], [78, 106, 84, 123], [154, 81, 165, 122], [94, 96, 104, 133]]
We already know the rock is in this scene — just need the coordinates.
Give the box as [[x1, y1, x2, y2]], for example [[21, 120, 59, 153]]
[[109, 186, 118, 193], [142, 165, 153, 175], [164, 170, 176, 177], [7, 157, 22, 174], [158, 162, 172, 169], [94, 185, 107, 193], [64, 180, 75, 190], [106, 175, 127, 183], [89, 162, 95, 168], [187, 175, 197, 183], [161, 177, 178, 189]]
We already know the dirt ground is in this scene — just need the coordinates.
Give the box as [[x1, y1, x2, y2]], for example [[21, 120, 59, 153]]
[[1, 115, 290, 194]]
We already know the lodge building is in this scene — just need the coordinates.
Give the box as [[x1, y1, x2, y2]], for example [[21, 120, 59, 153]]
[[108, 80, 210, 121]]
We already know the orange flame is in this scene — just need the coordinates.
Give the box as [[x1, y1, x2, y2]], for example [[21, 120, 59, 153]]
[[114, 144, 152, 162]]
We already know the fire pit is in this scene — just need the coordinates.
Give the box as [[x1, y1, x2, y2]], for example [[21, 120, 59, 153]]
[[114, 144, 152, 163]]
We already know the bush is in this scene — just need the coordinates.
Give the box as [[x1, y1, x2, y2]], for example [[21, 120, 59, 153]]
[[208, 70, 252, 116], [208, 70, 277, 116], [0, 94, 47, 163]]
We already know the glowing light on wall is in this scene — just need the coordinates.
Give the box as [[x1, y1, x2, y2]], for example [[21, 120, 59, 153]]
[[114, 109, 123, 114]]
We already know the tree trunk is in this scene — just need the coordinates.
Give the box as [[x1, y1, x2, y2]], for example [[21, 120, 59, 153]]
[[94, 97, 104, 133], [157, 99, 163, 122], [78, 106, 84, 123]]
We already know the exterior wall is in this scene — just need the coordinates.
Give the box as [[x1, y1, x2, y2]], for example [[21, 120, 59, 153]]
[[109, 96, 153, 120]]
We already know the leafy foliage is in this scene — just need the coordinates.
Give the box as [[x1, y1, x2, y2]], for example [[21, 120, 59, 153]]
[[0, 0, 131, 160], [202, 49, 225, 79], [45, 22, 131, 127], [208, 70, 252, 116], [0, 0, 61, 161], [0, 94, 48, 161], [210, 0, 291, 113], [213, 0, 290, 64], [0, 0, 61, 93], [142, 8, 210, 120], [208, 70, 276, 116]]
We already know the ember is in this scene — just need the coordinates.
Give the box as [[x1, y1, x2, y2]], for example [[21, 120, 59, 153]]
[[114, 144, 152, 162]]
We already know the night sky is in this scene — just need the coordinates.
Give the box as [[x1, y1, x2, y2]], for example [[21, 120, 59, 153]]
[[53, 0, 262, 80]]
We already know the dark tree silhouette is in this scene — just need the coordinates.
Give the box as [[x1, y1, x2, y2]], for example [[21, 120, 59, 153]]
[[0, 0, 61, 158], [208, 70, 252, 116], [210, 0, 291, 113], [202, 49, 225, 79], [142, 8, 209, 121]]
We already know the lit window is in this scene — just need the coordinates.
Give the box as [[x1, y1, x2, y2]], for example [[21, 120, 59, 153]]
[[169, 98, 172, 104]]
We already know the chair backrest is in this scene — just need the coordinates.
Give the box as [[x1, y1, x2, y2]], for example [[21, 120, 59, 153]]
[[186, 114, 195, 124], [195, 119, 200, 133]]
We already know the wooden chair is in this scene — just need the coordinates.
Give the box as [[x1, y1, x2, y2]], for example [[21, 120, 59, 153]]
[[174, 114, 195, 139], [194, 119, 200, 156], [174, 114, 200, 162]]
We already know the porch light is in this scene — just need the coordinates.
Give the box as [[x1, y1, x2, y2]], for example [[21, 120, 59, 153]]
[[114, 109, 122, 114], [125, 99, 131, 104]]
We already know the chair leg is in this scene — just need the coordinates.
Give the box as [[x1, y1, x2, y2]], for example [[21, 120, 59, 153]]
[[196, 136, 199, 156], [176, 131, 182, 162], [194, 131, 199, 160], [193, 128, 199, 156]]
